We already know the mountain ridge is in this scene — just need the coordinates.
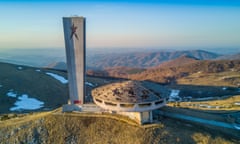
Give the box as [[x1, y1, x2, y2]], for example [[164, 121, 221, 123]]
[[153, 55, 200, 68], [86, 49, 221, 70], [87, 58, 240, 85], [130, 59, 240, 84]]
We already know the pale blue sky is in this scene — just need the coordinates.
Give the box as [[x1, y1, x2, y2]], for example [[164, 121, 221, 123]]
[[0, 0, 240, 49]]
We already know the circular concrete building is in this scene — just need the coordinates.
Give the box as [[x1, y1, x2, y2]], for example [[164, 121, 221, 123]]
[[91, 80, 166, 112]]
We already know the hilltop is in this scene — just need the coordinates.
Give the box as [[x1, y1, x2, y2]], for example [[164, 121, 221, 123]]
[[0, 109, 238, 144], [154, 55, 199, 68]]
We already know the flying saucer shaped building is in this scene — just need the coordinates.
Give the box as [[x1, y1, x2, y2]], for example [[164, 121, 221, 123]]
[[92, 80, 166, 124]]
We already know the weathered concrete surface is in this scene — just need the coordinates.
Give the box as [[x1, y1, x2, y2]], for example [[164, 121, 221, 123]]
[[63, 17, 86, 105]]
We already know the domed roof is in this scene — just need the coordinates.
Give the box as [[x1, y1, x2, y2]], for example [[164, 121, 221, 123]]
[[91, 80, 166, 112], [92, 80, 162, 103]]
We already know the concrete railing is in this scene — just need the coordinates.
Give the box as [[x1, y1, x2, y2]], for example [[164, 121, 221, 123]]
[[93, 98, 166, 112]]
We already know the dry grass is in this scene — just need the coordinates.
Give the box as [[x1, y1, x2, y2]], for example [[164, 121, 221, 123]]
[[177, 71, 240, 87], [0, 110, 238, 144], [192, 133, 232, 144], [168, 95, 240, 111], [0, 111, 52, 128]]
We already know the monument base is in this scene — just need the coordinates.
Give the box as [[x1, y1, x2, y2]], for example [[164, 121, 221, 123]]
[[62, 104, 82, 112]]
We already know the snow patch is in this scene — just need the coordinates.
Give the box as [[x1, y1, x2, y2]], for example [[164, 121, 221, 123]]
[[170, 90, 180, 97], [85, 82, 94, 87], [10, 94, 44, 111], [233, 124, 240, 130], [222, 87, 227, 90], [168, 90, 181, 102], [46, 72, 68, 84], [6, 91, 17, 98], [17, 66, 23, 70], [36, 69, 41, 72]]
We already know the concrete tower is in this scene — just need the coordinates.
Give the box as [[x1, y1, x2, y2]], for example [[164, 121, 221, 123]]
[[63, 17, 86, 105]]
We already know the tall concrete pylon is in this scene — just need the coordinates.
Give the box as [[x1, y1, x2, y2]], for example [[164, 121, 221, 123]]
[[63, 17, 86, 105]]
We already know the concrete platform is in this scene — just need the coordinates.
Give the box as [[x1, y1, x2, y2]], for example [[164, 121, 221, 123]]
[[62, 104, 82, 112]]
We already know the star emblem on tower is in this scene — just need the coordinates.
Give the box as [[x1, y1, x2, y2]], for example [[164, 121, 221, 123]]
[[70, 23, 79, 40]]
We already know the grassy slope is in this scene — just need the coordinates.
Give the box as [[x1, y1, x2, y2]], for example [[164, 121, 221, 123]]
[[0, 62, 126, 114], [177, 71, 240, 87], [0, 110, 238, 144], [0, 62, 69, 113], [130, 59, 240, 85], [168, 95, 240, 111]]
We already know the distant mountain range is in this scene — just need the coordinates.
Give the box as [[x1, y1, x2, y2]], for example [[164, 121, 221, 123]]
[[48, 49, 221, 71], [153, 55, 200, 68], [217, 53, 240, 60], [28, 49, 240, 86], [88, 55, 240, 85], [2, 48, 240, 71], [86, 50, 221, 69]]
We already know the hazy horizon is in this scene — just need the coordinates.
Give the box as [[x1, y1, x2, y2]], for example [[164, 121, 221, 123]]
[[0, 47, 239, 68], [0, 0, 240, 50]]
